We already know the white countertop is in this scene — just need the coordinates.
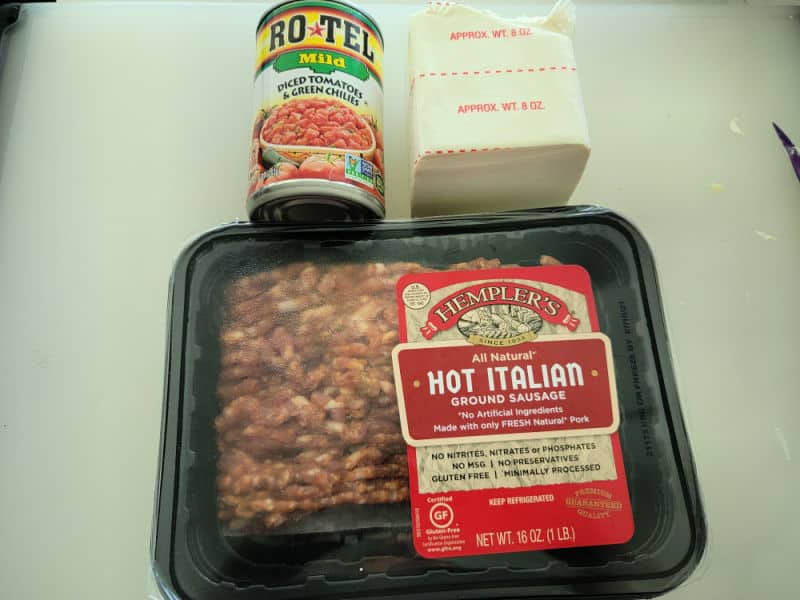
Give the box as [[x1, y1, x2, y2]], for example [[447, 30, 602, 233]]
[[0, 2, 798, 599]]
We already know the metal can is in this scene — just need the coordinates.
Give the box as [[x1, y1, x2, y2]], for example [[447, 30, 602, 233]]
[[248, 0, 385, 222]]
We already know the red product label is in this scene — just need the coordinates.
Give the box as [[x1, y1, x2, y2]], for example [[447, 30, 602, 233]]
[[393, 266, 634, 559]]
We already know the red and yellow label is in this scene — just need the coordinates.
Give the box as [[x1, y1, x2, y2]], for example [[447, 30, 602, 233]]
[[256, 1, 384, 81]]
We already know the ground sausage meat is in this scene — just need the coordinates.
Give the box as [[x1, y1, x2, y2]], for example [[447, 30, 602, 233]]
[[215, 256, 534, 533]]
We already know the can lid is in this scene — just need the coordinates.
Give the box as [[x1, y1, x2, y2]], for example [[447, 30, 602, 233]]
[[248, 179, 385, 223], [258, 196, 372, 222]]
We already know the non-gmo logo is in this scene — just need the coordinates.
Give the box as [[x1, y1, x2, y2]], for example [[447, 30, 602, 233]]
[[345, 154, 375, 188], [429, 502, 455, 529]]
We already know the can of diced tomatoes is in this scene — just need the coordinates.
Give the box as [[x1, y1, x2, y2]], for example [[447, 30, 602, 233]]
[[248, 0, 385, 222]]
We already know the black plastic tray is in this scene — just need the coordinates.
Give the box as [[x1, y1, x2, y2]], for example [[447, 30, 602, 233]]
[[152, 207, 705, 599]]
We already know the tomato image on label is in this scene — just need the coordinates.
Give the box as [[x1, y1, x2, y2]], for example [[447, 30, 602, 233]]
[[260, 98, 374, 151], [266, 162, 299, 183], [250, 161, 299, 196], [298, 153, 346, 179]]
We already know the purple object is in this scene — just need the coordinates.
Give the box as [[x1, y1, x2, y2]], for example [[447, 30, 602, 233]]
[[773, 122, 800, 182]]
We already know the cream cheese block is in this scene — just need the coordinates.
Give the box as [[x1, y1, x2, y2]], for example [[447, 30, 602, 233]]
[[409, 0, 590, 216]]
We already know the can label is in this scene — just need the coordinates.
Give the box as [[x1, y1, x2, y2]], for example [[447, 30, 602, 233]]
[[392, 266, 634, 558], [249, 1, 385, 210]]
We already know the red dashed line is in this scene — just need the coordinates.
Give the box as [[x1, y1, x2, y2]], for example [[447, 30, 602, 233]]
[[414, 147, 517, 164], [415, 67, 575, 79]]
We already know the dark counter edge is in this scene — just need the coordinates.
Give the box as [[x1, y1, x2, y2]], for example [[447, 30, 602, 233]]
[[1, 0, 57, 36], [0, 4, 20, 57], [151, 206, 707, 600]]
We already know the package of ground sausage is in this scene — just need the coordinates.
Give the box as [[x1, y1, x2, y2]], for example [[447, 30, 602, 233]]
[[151, 207, 705, 599]]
